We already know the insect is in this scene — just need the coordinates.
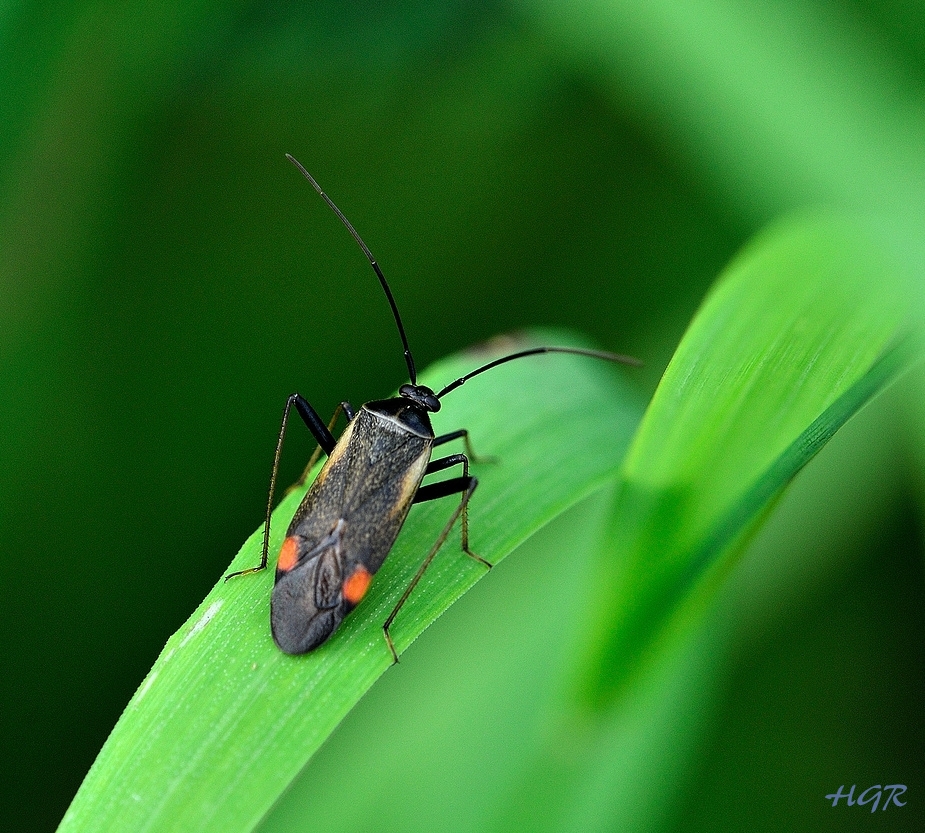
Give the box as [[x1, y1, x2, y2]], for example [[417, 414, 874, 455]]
[[226, 154, 638, 661]]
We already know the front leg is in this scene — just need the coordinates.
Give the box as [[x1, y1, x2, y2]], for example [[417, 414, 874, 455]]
[[225, 395, 352, 580], [432, 428, 495, 464]]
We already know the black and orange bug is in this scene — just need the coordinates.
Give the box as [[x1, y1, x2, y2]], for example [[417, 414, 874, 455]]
[[226, 154, 638, 661]]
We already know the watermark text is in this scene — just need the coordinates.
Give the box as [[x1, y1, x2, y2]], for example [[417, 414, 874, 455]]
[[825, 784, 907, 813]]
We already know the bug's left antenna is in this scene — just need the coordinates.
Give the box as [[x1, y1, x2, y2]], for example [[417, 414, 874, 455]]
[[286, 154, 418, 384]]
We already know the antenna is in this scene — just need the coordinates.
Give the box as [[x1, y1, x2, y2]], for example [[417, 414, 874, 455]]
[[286, 154, 418, 384], [436, 346, 641, 399]]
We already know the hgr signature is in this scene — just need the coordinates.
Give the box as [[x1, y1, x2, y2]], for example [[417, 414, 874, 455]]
[[825, 784, 907, 812]]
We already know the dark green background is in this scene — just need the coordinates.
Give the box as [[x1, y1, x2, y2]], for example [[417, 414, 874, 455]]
[[1, 1, 922, 830]]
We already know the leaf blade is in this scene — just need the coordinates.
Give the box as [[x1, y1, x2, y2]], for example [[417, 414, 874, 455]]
[[58, 330, 643, 833], [585, 214, 919, 704]]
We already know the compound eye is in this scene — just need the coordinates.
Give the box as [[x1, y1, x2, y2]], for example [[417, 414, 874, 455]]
[[399, 384, 441, 412]]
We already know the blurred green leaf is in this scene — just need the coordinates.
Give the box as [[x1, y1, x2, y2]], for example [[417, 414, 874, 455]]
[[57, 332, 642, 833], [585, 213, 917, 705], [519, 0, 925, 220]]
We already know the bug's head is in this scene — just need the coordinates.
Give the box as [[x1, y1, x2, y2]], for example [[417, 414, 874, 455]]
[[399, 383, 441, 413]]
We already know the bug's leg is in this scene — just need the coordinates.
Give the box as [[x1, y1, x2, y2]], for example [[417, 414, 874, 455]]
[[414, 476, 490, 572], [384, 461, 489, 663], [432, 429, 496, 464], [422, 452, 468, 475], [289, 400, 355, 492], [225, 394, 343, 581], [416, 455, 490, 568], [418, 453, 490, 564]]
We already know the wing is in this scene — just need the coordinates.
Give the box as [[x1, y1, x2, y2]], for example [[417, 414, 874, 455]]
[[271, 520, 349, 654], [270, 408, 431, 654]]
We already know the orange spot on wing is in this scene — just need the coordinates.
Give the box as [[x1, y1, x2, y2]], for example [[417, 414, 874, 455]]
[[342, 566, 372, 604], [276, 536, 300, 572]]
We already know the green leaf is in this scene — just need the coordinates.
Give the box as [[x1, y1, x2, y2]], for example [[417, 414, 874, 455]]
[[519, 0, 925, 220], [583, 213, 919, 706], [57, 331, 642, 833], [456, 214, 921, 833]]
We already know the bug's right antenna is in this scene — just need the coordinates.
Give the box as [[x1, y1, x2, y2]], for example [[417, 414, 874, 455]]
[[286, 154, 418, 385], [436, 346, 641, 399]]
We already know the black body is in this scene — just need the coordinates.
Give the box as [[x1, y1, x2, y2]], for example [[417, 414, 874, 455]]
[[271, 400, 433, 653]]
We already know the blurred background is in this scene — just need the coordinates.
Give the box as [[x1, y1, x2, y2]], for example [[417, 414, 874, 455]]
[[1, 1, 923, 831]]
